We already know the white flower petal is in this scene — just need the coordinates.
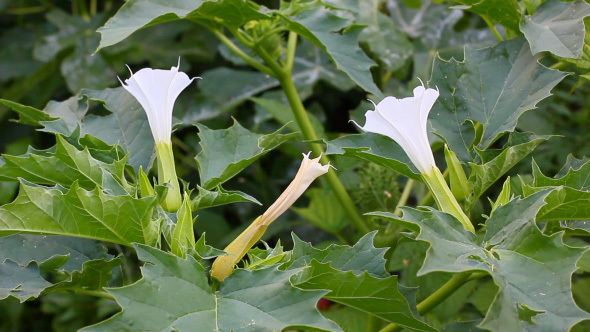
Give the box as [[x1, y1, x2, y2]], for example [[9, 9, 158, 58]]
[[120, 62, 199, 143], [356, 81, 438, 173]]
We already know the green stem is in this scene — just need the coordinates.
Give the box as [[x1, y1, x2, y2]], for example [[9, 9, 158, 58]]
[[482, 17, 503, 41], [155, 141, 182, 212], [394, 179, 414, 216], [379, 272, 473, 332], [422, 167, 474, 232], [210, 29, 276, 77], [252, 33, 370, 235], [285, 31, 297, 73]]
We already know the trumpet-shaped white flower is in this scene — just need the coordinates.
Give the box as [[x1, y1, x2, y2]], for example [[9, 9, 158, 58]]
[[352, 83, 439, 174], [119, 60, 199, 143]]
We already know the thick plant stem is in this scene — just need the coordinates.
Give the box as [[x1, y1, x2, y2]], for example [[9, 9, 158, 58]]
[[422, 167, 474, 233], [379, 272, 473, 332]]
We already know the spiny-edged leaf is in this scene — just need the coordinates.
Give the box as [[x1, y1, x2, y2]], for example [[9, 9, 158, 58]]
[[0, 234, 112, 272], [292, 188, 348, 234], [195, 120, 297, 190], [520, 0, 590, 58], [82, 88, 155, 172], [82, 244, 341, 332], [0, 99, 57, 126], [520, 159, 590, 222], [284, 232, 389, 278], [45, 258, 121, 293], [372, 191, 589, 331], [279, 5, 382, 97], [452, 0, 521, 32], [96, 0, 268, 50], [0, 260, 51, 302], [293, 261, 437, 332], [468, 133, 549, 208], [429, 37, 566, 161], [325, 133, 420, 181], [0, 182, 158, 247], [192, 185, 260, 211], [192, 234, 226, 259], [534, 158, 590, 190], [0, 135, 129, 196]]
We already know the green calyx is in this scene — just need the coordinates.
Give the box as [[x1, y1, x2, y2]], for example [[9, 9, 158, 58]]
[[422, 166, 475, 233], [155, 141, 182, 212]]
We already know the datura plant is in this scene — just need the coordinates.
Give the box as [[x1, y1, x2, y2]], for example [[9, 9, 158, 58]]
[[1, 0, 590, 332]]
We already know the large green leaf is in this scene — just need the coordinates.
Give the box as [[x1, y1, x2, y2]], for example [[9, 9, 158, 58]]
[[0, 182, 158, 247], [195, 121, 297, 190], [373, 191, 589, 331], [325, 133, 421, 181], [0, 235, 119, 302], [96, 0, 268, 50], [279, 4, 382, 97], [520, 0, 590, 58], [292, 188, 348, 234], [82, 244, 341, 332], [452, 0, 522, 32], [285, 232, 389, 277], [429, 38, 566, 161], [294, 261, 436, 332], [0, 135, 129, 196], [468, 133, 550, 208]]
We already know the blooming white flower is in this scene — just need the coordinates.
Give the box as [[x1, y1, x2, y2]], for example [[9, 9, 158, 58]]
[[259, 152, 332, 225], [119, 59, 199, 143], [352, 82, 439, 174]]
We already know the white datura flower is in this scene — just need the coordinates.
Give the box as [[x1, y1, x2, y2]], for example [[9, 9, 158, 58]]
[[119, 60, 199, 143], [352, 82, 439, 174]]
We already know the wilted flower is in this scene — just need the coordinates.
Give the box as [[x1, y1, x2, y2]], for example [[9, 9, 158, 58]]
[[211, 152, 331, 281], [352, 82, 438, 174], [120, 60, 199, 212], [120, 59, 199, 143]]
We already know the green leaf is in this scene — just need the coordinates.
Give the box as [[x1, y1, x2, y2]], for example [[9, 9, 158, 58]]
[[0, 260, 51, 302], [96, 0, 268, 50], [0, 99, 57, 126], [359, 4, 413, 72], [373, 191, 589, 331], [0, 235, 119, 302], [0, 181, 158, 247], [279, 5, 382, 97], [520, 0, 590, 58], [82, 88, 155, 172], [285, 232, 389, 277], [325, 133, 421, 181], [520, 159, 590, 222], [292, 188, 348, 234], [557, 19, 590, 69], [293, 261, 437, 332], [171, 193, 195, 258], [468, 133, 549, 208], [195, 120, 297, 190], [192, 185, 260, 211], [0, 135, 130, 196], [429, 38, 566, 161], [82, 244, 341, 332], [452, 0, 522, 32]]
